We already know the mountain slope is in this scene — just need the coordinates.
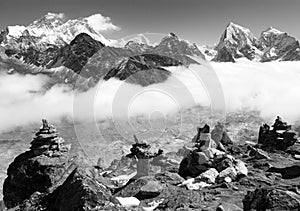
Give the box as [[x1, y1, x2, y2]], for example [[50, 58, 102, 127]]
[[103, 54, 182, 86], [153, 33, 206, 64], [53, 33, 105, 74]]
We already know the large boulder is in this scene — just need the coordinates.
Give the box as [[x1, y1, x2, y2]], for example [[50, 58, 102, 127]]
[[3, 151, 73, 208], [196, 168, 219, 184], [115, 176, 163, 200], [267, 165, 300, 179], [243, 187, 300, 211], [217, 166, 238, 183], [47, 166, 117, 211], [178, 151, 210, 178]]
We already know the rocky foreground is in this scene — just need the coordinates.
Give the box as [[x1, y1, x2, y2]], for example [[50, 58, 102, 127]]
[[2, 117, 300, 211]]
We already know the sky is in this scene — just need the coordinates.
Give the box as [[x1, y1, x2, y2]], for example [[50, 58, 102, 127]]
[[0, 0, 299, 45]]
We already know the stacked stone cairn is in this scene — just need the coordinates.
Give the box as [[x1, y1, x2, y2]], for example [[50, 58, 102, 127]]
[[258, 116, 298, 150], [211, 122, 233, 146], [30, 119, 70, 157], [126, 135, 163, 178], [178, 124, 248, 190]]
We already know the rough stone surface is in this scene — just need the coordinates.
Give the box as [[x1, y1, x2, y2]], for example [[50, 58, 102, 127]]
[[243, 187, 300, 211], [197, 168, 219, 184]]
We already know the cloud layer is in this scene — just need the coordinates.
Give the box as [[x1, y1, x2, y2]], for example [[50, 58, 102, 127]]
[[0, 60, 300, 132]]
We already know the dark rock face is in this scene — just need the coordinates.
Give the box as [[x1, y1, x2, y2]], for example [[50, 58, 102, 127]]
[[48, 167, 115, 211], [57, 33, 105, 74], [267, 165, 300, 179], [213, 46, 235, 62], [3, 150, 72, 208], [115, 176, 163, 200], [103, 54, 182, 86], [243, 187, 300, 211]]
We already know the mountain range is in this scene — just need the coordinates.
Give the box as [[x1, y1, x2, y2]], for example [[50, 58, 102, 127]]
[[0, 13, 299, 88]]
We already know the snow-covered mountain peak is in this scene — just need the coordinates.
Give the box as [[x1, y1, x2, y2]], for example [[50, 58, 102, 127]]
[[262, 27, 284, 35], [29, 12, 66, 26], [214, 22, 262, 62], [227, 22, 250, 31], [261, 26, 284, 36], [2, 13, 116, 46], [45, 12, 65, 20], [221, 22, 256, 45]]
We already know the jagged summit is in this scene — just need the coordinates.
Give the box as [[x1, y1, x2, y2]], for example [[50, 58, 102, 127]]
[[220, 22, 256, 47], [213, 22, 261, 62], [69, 32, 105, 46], [154, 32, 206, 62], [28, 12, 66, 30], [262, 26, 284, 35]]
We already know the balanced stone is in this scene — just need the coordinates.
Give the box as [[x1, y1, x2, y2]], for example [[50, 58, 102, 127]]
[[29, 119, 70, 156], [126, 135, 163, 178]]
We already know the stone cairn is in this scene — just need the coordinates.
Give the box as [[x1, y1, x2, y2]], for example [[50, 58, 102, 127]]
[[126, 135, 163, 178], [211, 122, 233, 146], [30, 119, 70, 157], [179, 123, 248, 190], [258, 116, 298, 150]]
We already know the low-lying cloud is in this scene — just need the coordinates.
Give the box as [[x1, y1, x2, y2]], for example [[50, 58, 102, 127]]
[[0, 60, 300, 132]]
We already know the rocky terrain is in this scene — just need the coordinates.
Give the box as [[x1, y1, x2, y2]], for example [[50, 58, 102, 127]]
[[1, 114, 300, 210]]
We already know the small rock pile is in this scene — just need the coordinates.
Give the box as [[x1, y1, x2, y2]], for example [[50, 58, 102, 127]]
[[126, 135, 163, 178], [179, 124, 247, 190], [30, 119, 70, 157], [211, 122, 233, 146], [258, 116, 298, 150]]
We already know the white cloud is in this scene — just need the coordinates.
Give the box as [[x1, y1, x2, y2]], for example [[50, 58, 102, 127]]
[[1, 60, 300, 132], [84, 14, 120, 33]]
